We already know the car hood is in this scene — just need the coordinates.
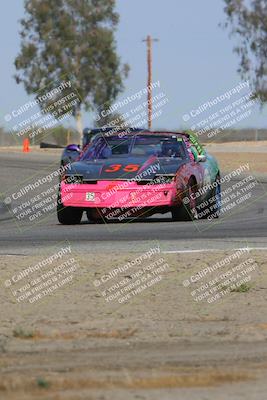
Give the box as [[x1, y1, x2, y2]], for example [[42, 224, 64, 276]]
[[66, 156, 186, 180]]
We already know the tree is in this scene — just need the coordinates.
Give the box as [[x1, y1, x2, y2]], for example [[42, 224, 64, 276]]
[[14, 0, 129, 143], [49, 126, 78, 146], [223, 0, 267, 102]]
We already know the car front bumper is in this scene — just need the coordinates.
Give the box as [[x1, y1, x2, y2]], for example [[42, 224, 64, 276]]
[[60, 180, 178, 209]]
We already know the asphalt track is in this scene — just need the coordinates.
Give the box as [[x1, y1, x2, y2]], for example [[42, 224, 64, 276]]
[[0, 151, 266, 253]]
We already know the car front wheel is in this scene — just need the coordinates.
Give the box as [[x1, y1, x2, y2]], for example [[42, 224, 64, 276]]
[[171, 178, 198, 221]]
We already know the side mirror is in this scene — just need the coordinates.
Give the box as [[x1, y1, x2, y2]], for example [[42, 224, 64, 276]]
[[66, 144, 81, 152], [197, 154, 207, 162]]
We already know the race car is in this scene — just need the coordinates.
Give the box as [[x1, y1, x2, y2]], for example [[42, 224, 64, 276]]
[[57, 130, 221, 224]]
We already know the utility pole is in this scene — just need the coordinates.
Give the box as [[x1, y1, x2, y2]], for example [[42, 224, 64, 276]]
[[142, 35, 158, 129]]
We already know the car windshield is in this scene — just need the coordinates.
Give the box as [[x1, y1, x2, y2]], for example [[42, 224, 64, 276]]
[[80, 135, 186, 160]]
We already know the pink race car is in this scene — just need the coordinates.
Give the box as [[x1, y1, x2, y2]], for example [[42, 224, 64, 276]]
[[57, 130, 221, 224]]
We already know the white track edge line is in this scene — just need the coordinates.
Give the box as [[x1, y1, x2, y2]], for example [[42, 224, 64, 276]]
[[162, 247, 267, 254]]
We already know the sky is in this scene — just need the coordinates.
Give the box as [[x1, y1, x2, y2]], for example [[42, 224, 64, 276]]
[[0, 0, 266, 132]]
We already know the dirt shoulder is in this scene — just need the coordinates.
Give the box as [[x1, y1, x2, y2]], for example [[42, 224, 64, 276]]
[[1, 249, 267, 399], [209, 151, 267, 174]]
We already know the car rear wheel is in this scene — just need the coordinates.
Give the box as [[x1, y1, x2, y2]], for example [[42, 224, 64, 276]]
[[57, 193, 83, 225], [171, 178, 198, 221]]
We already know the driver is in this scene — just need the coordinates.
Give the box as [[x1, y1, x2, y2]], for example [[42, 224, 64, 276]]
[[161, 142, 180, 158]]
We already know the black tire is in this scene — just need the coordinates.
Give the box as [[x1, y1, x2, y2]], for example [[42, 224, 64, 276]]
[[207, 174, 221, 219], [171, 178, 198, 221], [86, 209, 105, 224], [197, 174, 221, 220], [57, 193, 83, 225]]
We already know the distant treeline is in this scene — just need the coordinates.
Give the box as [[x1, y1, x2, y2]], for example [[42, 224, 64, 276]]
[[0, 126, 80, 146], [0, 127, 266, 146], [198, 128, 267, 143]]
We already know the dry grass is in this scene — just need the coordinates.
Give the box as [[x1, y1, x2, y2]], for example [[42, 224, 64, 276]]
[[256, 323, 267, 330], [0, 370, 252, 393], [12, 328, 137, 340]]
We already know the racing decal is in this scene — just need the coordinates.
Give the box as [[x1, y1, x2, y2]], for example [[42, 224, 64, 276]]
[[124, 164, 140, 172], [104, 164, 140, 173], [186, 131, 205, 155], [105, 164, 121, 172]]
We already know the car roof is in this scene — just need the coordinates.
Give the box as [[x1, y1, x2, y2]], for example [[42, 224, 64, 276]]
[[99, 129, 189, 138], [85, 127, 144, 134]]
